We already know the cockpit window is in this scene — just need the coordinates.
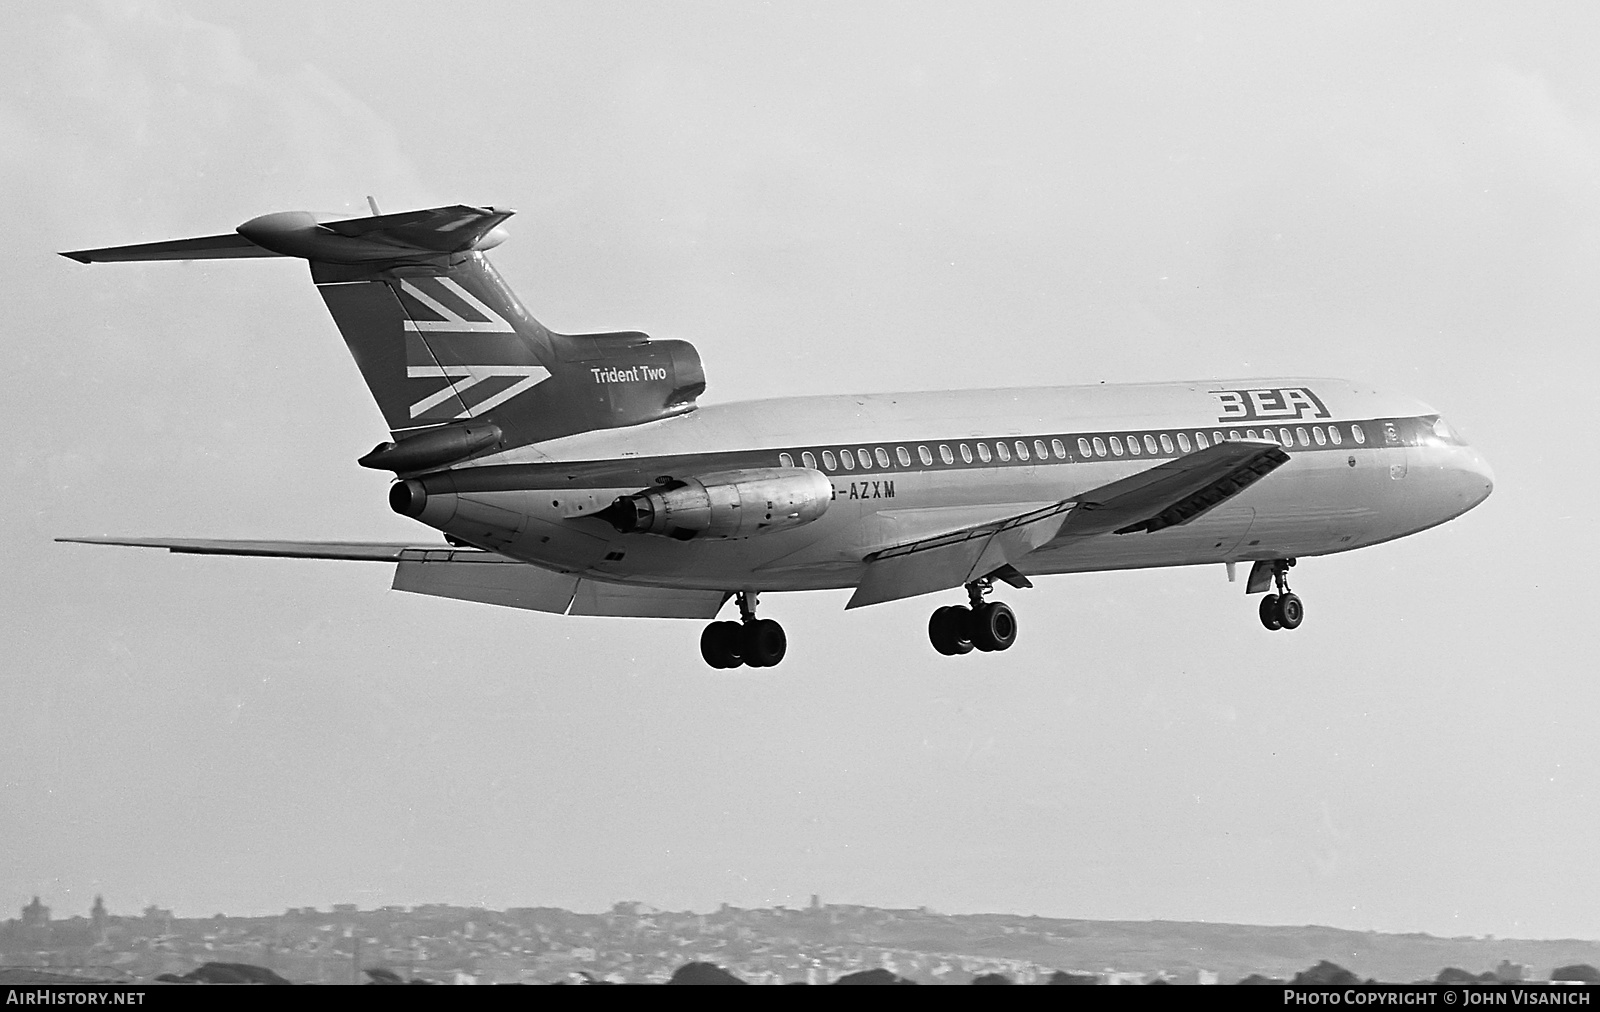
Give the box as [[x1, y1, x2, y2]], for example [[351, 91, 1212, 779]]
[[1425, 415, 1465, 445]]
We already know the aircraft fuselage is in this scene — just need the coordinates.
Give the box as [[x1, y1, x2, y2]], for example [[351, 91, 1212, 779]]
[[401, 377, 1494, 592]]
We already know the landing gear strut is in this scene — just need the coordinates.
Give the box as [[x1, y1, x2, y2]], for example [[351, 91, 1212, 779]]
[[700, 591, 787, 669], [1256, 559, 1304, 631], [929, 578, 1018, 656]]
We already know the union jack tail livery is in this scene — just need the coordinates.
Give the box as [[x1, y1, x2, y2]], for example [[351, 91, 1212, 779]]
[[62, 205, 706, 466]]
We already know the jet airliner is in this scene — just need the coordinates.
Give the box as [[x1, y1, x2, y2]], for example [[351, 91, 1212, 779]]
[[59, 204, 1494, 667]]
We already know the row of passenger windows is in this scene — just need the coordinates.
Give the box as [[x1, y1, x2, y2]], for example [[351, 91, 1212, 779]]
[[776, 425, 1370, 473]]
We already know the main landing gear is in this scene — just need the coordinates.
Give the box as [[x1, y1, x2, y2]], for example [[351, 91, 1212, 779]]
[[929, 578, 1018, 656], [700, 592, 787, 669], [1256, 559, 1305, 631]]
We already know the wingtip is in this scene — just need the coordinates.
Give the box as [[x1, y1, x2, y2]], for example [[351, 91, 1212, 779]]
[[58, 251, 93, 264]]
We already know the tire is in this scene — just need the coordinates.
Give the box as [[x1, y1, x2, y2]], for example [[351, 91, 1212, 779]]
[[929, 607, 958, 655], [1275, 592, 1304, 630], [700, 621, 744, 668], [928, 607, 976, 656], [946, 606, 975, 654], [742, 618, 787, 668], [970, 601, 1017, 652], [1259, 594, 1282, 631]]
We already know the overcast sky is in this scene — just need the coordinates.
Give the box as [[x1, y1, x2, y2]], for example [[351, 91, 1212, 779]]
[[4, 1, 1597, 941]]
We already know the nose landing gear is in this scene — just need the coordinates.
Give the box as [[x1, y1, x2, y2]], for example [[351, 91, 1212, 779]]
[[929, 578, 1017, 656], [1254, 559, 1304, 631], [700, 591, 787, 669]]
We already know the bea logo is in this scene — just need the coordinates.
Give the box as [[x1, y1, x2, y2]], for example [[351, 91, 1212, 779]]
[[1213, 387, 1329, 422]]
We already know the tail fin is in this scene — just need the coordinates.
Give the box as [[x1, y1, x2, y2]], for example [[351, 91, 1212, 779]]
[[62, 205, 706, 466]]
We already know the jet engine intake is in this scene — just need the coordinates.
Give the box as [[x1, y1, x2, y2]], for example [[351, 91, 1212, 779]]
[[595, 468, 831, 540]]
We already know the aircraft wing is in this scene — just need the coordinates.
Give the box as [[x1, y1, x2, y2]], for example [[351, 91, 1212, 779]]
[[58, 537, 728, 619], [56, 536, 430, 561], [844, 439, 1289, 608], [1056, 439, 1290, 538]]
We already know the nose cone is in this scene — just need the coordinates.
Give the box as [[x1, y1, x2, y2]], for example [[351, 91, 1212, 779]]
[[1461, 445, 1495, 506]]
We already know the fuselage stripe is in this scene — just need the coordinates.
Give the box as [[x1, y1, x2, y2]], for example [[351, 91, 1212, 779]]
[[424, 414, 1451, 494]]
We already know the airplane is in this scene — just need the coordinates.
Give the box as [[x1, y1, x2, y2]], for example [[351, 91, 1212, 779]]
[[58, 203, 1494, 668]]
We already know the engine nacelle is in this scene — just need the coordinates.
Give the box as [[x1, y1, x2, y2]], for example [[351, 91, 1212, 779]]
[[595, 468, 831, 540]]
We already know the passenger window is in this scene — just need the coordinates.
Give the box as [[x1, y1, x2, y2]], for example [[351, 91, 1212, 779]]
[[1014, 441, 1029, 461], [1312, 427, 1326, 446], [1329, 426, 1342, 446], [840, 450, 854, 470], [997, 442, 1012, 462], [1212, 431, 1224, 445], [1052, 438, 1067, 459], [1110, 436, 1124, 456], [1126, 435, 1141, 455], [960, 443, 973, 464], [1228, 430, 1242, 441], [977, 443, 992, 463], [1296, 427, 1309, 447], [779, 452, 794, 467], [1144, 434, 1159, 454], [895, 446, 911, 467], [1035, 439, 1049, 459], [1092, 437, 1106, 457], [874, 447, 891, 468], [1352, 424, 1366, 444], [1077, 437, 1092, 457], [1176, 432, 1191, 453], [939, 444, 954, 464], [917, 445, 932, 466], [1160, 433, 1174, 454], [1245, 429, 1258, 440], [857, 449, 872, 468], [821, 450, 836, 470], [1278, 427, 1292, 446], [1194, 432, 1208, 449], [800, 451, 816, 469]]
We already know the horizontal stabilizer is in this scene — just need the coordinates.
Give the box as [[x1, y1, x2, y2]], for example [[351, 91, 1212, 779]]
[[316, 205, 514, 255], [59, 233, 279, 263], [56, 536, 427, 561]]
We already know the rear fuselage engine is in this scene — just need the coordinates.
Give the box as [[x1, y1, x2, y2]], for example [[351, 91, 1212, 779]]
[[596, 468, 831, 540]]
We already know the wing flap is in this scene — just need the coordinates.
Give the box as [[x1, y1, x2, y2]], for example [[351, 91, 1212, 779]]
[[392, 552, 579, 613], [569, 582, 729, 619], [393, 550, 728, 618], [847, 501, 1075, 609]]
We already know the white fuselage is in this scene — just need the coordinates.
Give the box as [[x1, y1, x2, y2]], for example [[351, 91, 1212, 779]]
[[407, 377, 1494, 595]]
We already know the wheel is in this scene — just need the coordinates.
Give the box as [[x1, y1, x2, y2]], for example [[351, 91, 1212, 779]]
[[928, 606, 975, 656], [1259, 594, 1282, 631], [700, 621, 744, 668], [1275, 592, 1304, 630], [969, 601, 1017, 652], [741, 618, 787, 667]]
